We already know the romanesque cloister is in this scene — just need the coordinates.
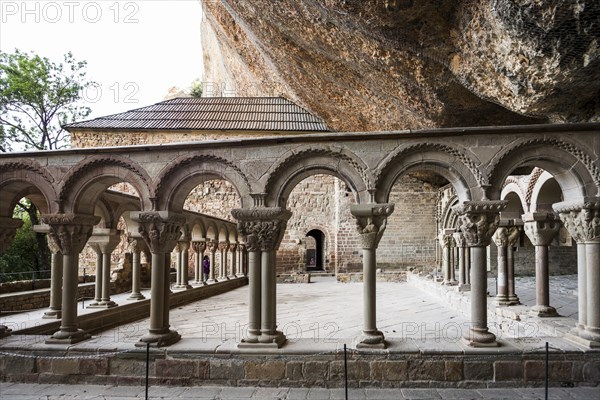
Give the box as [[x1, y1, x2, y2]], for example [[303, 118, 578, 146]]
[[1, 122, 599, 358]]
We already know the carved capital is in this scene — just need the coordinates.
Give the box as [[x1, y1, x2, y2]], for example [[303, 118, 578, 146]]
[[238, 243, 246, 252], [452, 231, 466, 248], [506, 225, 521, 247], [439, 233, 455, 248], [232, 207, 292, 252], [192, 241, 206, 254], [207, 240, 218, 254], [0, 217, 24, 254], [218, 241, 230, 252], [492, 226, 510, 247], [127, 236, 145, 254], [41, 214, 101, 255], [351, 203, 395, 250], [452, 201, 507, 247], [88, 228, 122, 254], [131, 211, 185, 254], [554, 197, 600, 243], [229, 243, 238, 252], [523, 212, 561, 246]]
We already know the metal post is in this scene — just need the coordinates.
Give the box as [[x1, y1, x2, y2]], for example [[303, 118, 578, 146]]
[[545, 341, 549, 400], [344, 343, 348, 400], [145, 342, 150, 400]]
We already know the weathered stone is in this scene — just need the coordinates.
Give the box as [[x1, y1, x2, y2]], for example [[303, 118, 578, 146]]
[[110, 358, 148, 377], [209, 359, 245, 380], [155, 359, 198, 378], [51, 358, 81, 375], [494, 361, 524, 381], [302, 361, 329, 381], [79, 358, 109, 375], [445, 361, 463, 381], [582, 360, 600, 382], [330, 361, 370, 381], [464, 361, 493, 381], [370, 360, 408, 381], [285, 361, 303, 381], [245, 361, 286, 380], [0, 356, 35, 375]]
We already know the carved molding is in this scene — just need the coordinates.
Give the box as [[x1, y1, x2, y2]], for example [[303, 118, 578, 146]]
[[192, 241, 207, 254], [0, 160, 55, 185], [351, 203, 395, 250], [554, 198, 600, 243], [41, 214, 101, 255], [452, 231, 467, 248], [453, 201, 507, 247], [522, 213, 561, 246], [231, 207, 292, 251], [218, 241, 230, 252]]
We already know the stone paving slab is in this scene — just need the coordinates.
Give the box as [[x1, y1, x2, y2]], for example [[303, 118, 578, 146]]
[[2, 383, 598, 399]]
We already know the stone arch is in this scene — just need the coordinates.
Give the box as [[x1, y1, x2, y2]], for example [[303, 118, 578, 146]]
[[205, 221, 219, 241], [501, 181, 528, 217], [59, 155, 153, 215], [530, 172, 562, 212], [264, 146, 371, 207], [190, 219, 207, 242], [441, 195, 460, 230], [488, 138, 599, 202], [0, 160, 58, 216], [155, 154, 252, 212], [375, 143, 484, 204]]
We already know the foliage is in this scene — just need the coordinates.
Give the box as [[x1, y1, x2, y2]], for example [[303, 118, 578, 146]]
[[0, 49, 94, 152], [0, 211, 43, 278], [190, 78, 203, 98]]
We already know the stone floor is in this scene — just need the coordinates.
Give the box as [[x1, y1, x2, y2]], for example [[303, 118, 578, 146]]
[[1, 382, 598, 399]]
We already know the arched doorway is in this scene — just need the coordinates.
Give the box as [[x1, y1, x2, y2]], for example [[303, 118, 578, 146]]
[[305, 229, 326, 271]]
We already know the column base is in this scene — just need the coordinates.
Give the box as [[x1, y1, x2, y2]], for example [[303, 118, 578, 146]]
[[191, 280, 205, 286], [506, 295, 521, 306], [564, 331, 600, 349], [127, 293, 146, 301], [90, 300, 118, 308], [136, 329, 181, 348], [256, 330, 287, 348], [228, 275, 237, 280], [206, 279, 217, 284], [495, 295, 511, 306], [86, 300, 101, 308], [236, 273, 245, 278], [45, 329, 91, 345], [356, 330, 386, 349], [463, 328, 498, 347], [579, 326, 600, 344], [442, 280, 458, 286], [0, 325, 12, 339], [457, 284, 471, 292], [43, 309, 62, 319], [530, 304, 558, 317]]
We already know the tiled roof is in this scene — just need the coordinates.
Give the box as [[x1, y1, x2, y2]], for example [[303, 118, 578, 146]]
[[64, 97, 330, 132]]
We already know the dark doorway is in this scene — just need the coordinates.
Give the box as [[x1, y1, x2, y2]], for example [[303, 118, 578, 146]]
[[306, 229, 325, 271]]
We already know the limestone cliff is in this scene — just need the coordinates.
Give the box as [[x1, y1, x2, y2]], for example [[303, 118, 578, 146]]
[[201, 0, 600, 131]]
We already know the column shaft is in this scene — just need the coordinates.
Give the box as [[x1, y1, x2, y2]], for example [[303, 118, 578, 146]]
[[465, 246, 497, 346], [44, 251, 63, 318], [577, 243, 587, 330], [246, 250, 261, 342], [506, 246, 520, 304], [496, 245, 509, 304], [92, 251, 103, 304], [582, 243, 600, 342], [363, 247, 377, 333], [128, 249, 145, 300]]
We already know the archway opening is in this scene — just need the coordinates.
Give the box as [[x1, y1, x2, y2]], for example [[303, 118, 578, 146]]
[[305, 229, 326, 271]]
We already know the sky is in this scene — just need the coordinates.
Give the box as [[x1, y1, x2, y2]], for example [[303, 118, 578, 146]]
[[0, 0, 203, 119]]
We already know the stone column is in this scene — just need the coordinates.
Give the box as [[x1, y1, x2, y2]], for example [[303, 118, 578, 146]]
[[219, 241, 230, 280], [0, 217, 23, 337], [172, 243, 183, 288], [41, 213, 100, 344], [233, 207, 291, 348], [191, 241, 206, 285], [523, 212, 561, 317], [453, 201, 506, 347], [87, 229, 121, 308], [453, 231, 470, 291], [493, 225, 510, 305], [127, 237, 146, 300], [439, 229, 456, 285], [351, 203, 395, 349], [132, 211, 184, 347], [236, 244, 246, 277], [43, 236, 64, 318], [555, 198, 600, 346], [178, 240, 192, 289], [88, 243, 103, 306], [229, 243, 237, 278], [207, 240, 218, 283], [506, 222, 522, 305]]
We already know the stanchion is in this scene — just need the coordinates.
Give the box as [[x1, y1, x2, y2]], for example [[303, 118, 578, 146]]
[[344, 343, 348, 400], [145, 342, 150, 400], [545, 341, 549, 400]]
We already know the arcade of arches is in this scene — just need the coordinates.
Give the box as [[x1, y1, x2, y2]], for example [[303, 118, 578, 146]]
[[0, 123, 599, 354]]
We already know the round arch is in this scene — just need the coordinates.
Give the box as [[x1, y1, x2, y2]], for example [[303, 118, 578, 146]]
[[501, 182, 528, 216], [155, 154, 252, 213], [0, 161, 58, 216], [59, 156, 153, 215], [488, 140, 598, 202], [264, 148, 371, 207], [530, 172, 562, 212], [375, 145, 483, 204]]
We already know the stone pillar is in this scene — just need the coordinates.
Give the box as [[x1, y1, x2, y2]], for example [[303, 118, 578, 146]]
[[492, 225, 510, 305], [439, 229, 456, 285], [132, 211, 184, 347], [87, 229, 121, 308], [453, 201, 506, 347], [0, 217, 23, 337], [351, 203, 395, 349], [555, 198, 600, 347], [506, 222, 522, 305], [175, 240, 192, 290], [219, 241, 230, 280], [453, 231, 470, 291], [207, 240, 217, 283], [236, 244, 246, 277], [191, 241, 206, 285], [229, 243, 237, 278], [127, 237, 146, 300], [41, 213, 100, 344], [233, 207, 292, 348], [523, 212, 561, 317], [43, 236, 63, 318]]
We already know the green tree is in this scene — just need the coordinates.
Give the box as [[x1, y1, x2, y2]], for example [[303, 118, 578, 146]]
[[190, 78, 203, 98], [0, 49, 93, 152]]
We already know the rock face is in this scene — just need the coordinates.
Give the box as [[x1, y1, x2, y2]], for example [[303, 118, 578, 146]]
[[201, 0, 600, 131]]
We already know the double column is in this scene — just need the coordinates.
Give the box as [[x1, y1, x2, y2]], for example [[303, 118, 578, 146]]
[[192, 240, 207, 285], [555, 198, 600, 347], [218, 241, 230, 280], [174, 236, 192, 290], [127, 236, 146, 300], [523, 212, 561, 317], [493, 221, 521, 306], [132, 211, 184, 347], [439, 229, 457, 285], [233, 207, 291, 348], [453, 231, 470, 291], [351, 203, 395, 349], [41, 213, 100, 344], [87, 229, 121, 308], [453, 201, 506, 347], [0, 217, 24, 338]]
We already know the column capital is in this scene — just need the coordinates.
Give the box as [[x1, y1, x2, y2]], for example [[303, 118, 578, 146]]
[[207, 240, 218, 253], [131, 211, 185, 254], [88, 228, 122, 253], [452, 201, 507, 247], [553, 197, 600, 244], [492, 226, 510, 247], [351, 203, 394, 250], [218, 241, 230, 252], [452, 231, 467, 248], [522, 212, 561, 246], [191, 240, 207, 254], [231, 207, 292, 252], [229, 243, 238, 252], [439, 231, 455, 248], [41, 213, 100, 255], [127, 236, 146, 253], [0, 217, 24, 253]]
